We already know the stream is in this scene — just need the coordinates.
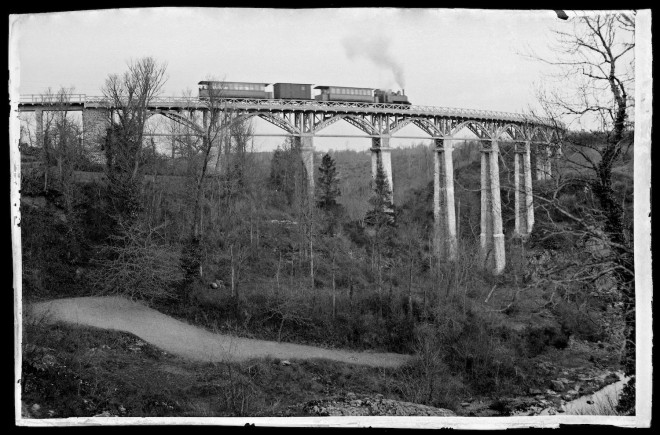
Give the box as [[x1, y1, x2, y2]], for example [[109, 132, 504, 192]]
[[561, 372, 629, 415], [464, 370, 631, 417]]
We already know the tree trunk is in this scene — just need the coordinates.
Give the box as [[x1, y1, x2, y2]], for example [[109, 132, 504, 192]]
[[332, 253, 336, 319], [408, 255, 414, 319], [276, 251, 281, 297], [230, 244, 236, 297], [377, 250, 383, 318]]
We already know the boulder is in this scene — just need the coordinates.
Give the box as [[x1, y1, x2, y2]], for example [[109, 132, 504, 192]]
[[550, 380, 564, 392], [604, 373, 620, 384]]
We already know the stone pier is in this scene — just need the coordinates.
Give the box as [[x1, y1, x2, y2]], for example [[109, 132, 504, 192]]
[[524, 141, 535, 234], [299, 134, 315, 195], [536, 144, 552, 181], [82, 108, 109, 151], [35, 109, 44, 149], [433, 138, 457, 261], [544, 145, 553, 179], [480, 139, 506, 275], [514, 141, 535, 237]]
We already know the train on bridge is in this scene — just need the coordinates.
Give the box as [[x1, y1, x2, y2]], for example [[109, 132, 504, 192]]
[[198, 81, 411, 105]]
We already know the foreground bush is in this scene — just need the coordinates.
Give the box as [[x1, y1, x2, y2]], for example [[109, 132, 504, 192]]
[[87, 222, 184, 301]]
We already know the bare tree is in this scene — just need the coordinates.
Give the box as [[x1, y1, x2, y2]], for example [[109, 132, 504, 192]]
[[102, 57, 168, 223], [528, 12, 636, 413], [48, 88, 85, 215], [181, 80, 252, 282]]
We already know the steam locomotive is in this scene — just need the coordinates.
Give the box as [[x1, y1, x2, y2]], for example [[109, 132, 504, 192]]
[[198, 81, 411, 105]]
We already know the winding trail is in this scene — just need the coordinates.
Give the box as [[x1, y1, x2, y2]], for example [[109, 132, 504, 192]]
[[27, 296, 411, 368]]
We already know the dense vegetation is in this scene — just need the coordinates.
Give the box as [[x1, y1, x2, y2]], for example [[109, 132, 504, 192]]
[[21, 14, 638, 414], [20, 130, 632, 416]]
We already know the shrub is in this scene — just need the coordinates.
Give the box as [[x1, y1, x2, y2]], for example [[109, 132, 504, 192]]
[[21, 199, 89, 300], [87, 222, 184, 301], [393, 322, 466, 410], [524, 324, 570, 357], [553, 301, 605, 342]]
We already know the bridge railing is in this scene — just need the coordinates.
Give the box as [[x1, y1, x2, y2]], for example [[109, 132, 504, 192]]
[[18, 94, 561, 128], [19, 94, 87, 104]]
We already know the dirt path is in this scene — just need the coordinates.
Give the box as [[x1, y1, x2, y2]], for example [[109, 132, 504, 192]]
[[27, 296, 412, 368]]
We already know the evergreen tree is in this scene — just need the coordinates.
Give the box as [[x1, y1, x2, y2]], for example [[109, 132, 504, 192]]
[[268, 138, 303, 206], [315, 153, 344, 235], [103, 123, 143, 224], [365, 157, 395, 228], [316, 153, 341, 210]]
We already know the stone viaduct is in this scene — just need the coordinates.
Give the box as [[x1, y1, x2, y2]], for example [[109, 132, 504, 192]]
[[18, 94, 563, 275]]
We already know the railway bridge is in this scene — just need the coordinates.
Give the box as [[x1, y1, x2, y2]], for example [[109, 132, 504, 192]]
[[17, 94, 564, 275]]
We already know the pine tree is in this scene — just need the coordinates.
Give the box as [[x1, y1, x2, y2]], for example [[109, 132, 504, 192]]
[[364, 157, 395, 318], [316, 153, 341, 210], [365, 157, 395, 228], [268, 138, 303, 206]]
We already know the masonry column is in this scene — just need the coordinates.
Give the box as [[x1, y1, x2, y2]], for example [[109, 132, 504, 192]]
[[535, 144, 544, 181], [35, 109, 44, 149], [300, 133, 315, 196], [480, 139, 505, 274], [371, 136, 394, 203], [544, 145, 553, 179], [480, 146, 493, 268], [513, 143, 525, 237], [82, 108, 109, 164], [489, 139, 506, 275], [433, 138, 457, 261], [202, 110, 216, 172], [434, 140, 447, 260], [524, 140, 535, 235]]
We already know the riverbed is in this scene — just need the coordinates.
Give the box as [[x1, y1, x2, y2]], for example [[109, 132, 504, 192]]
[[562, 372, 629, 415]]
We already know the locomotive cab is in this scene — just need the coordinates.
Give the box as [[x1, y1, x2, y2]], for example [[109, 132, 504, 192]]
[[374, 89, 411, 105]]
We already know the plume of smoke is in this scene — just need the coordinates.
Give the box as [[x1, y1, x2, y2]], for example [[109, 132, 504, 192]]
[[342, 34, 406, 89]]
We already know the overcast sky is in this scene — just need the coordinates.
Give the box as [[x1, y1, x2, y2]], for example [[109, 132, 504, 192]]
[[10, 8, 578, 151]]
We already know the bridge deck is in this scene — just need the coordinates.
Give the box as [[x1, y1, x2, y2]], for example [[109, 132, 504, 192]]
[[17, 95, 557, 128]]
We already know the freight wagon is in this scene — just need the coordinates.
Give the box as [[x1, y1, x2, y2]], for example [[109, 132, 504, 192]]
[[273, 83, 313, 100]]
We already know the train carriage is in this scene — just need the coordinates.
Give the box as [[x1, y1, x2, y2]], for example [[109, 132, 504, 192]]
[[198, 81, 271, 99], [314, 85, 374, 103], [197, 81, 412, 105]]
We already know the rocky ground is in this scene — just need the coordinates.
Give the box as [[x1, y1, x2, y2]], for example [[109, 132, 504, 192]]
[[282, 365, 622, 418], [287, 392, 456, 417], [455, 360, 623, 416]]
